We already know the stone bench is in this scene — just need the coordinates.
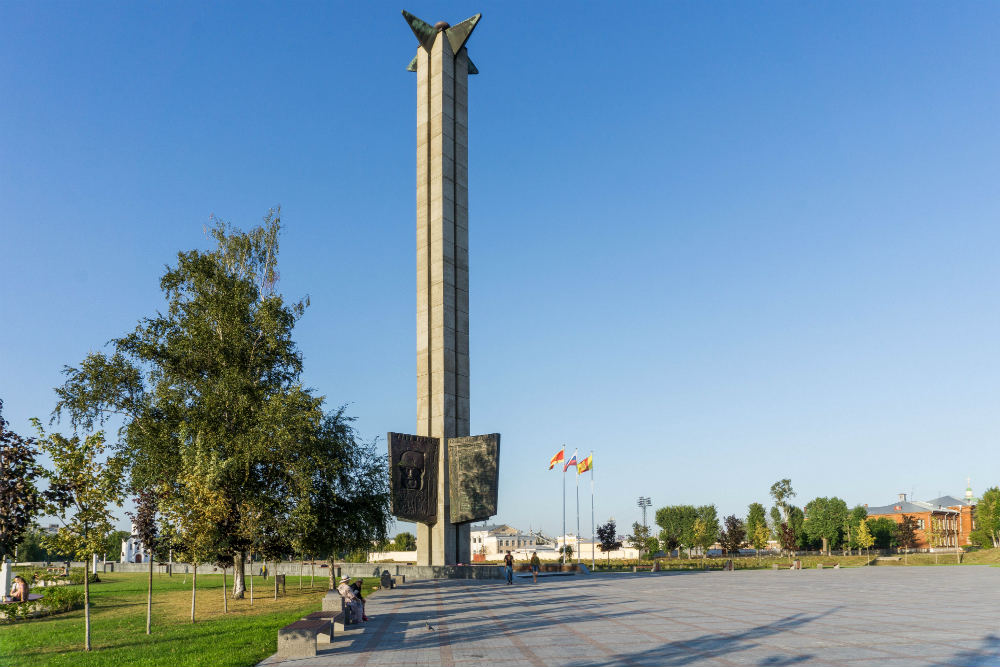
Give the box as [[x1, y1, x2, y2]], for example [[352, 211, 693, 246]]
[[277, 618, 331, 658], [817, 563, 840, 569], [304, 610, 351, 634]]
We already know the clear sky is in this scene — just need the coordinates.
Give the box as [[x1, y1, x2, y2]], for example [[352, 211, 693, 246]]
[[2, 2, 999, 539]]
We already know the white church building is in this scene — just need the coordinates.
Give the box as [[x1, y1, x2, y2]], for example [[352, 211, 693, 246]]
[[120, 523, 145, 563]]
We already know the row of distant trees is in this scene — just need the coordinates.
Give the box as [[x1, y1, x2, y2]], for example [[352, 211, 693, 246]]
[[0, 211, 393, 651], [601, 479, 1000, 560]]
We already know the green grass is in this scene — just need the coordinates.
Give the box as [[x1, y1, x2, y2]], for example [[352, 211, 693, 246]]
[[2, 572, 380, 667]]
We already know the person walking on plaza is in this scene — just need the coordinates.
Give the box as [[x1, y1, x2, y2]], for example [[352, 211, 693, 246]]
[[503, 551, 514, 585], [530, 551, 541, 583]]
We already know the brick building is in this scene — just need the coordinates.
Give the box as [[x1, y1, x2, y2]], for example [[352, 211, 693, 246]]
[[865, 493, 976, 550]]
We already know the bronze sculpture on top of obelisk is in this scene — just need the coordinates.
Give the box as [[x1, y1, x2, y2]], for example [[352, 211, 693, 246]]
[[388, 11, 500, 568]]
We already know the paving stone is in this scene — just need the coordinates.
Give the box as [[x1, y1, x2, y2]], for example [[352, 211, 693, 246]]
[[259, 568, 1000, 666]]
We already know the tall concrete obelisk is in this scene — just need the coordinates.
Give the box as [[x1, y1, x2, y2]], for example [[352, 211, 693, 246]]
[[404, 11, 480, 566]]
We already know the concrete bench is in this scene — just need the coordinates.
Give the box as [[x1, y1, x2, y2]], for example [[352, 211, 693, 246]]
[[321, 592, 358, 626], [304, 610, 351, 634], [277, 618, 331, 658], [817, 563, 840, 569]]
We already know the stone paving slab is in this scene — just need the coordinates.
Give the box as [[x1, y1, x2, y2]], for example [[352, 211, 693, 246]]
[[258, 566, 1000, 667]]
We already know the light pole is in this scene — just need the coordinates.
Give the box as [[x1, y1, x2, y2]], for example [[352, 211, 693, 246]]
[[637, 497, 651, 532]]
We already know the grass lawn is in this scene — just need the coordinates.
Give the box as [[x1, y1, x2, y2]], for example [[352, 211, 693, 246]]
[[2, 572, 379, 667]]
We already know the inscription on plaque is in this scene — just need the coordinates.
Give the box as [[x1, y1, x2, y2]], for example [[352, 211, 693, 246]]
[[447, 433, 500, 524], [388, 432, 439, 524]]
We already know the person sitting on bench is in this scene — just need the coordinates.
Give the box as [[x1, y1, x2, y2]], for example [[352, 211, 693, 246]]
[[10, 575, 29, 602], [337, 575, 368, 622]]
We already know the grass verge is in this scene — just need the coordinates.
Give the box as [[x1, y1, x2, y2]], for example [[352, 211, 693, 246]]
[[2, 572, 378, 667]]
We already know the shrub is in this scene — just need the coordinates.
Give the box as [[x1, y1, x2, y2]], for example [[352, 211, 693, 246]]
[[0, 585, 84, 623], [39, 585, 85, 613]]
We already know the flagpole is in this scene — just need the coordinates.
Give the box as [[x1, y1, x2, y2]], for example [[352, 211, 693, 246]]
[[562, 445, 566, 565], [575, 449, 580, 565], [590, 450, 595, 570]]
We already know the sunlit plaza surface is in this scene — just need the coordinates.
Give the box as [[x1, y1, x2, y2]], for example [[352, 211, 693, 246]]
[[259, 566, 1000, 667]]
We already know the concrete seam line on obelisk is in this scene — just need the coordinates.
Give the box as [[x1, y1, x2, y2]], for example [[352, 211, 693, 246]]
[[388, 11, 500, 569]]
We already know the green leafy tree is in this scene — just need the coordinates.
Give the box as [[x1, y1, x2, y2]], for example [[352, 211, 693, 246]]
[[769, 479, 795, 523], [159, 439, 229, 623], [627, 522, 651, 558], [35, 423, 125, 651], [867, 517, 898, 550], [655, 505, 697, 558], [750, 522, 770, 561], [855, 517, 874, 557], [718, 515, 746, 555], [289, 425, 391, 590], [788, 506, 807, 550], [693, 505, 720, 558], [596, 520, 621, 565], [97, 530, 131, 561], [644, 536, 660, 557], [394, 532, 416, 551], [973, 487, 1000, 547], [745, 503, 767, 549], [53, 212, 390, 599], [14, 525, 59, 561], [803, 497, 849, 555], [843, 505, 868, 554], [0, 400, 44, 562]]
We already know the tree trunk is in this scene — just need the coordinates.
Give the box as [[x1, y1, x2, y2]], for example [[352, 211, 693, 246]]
[[327, 556, 336, 591], [310, 559, 314, 589], [190, 565, 197, 623], [273, 561, 277, 601], [231, 551, 246, 599], [299, 560, 303, 589], [249, 554, 253, 606], [146, 550, 153, 634], [222, 566, 227, 613], [84, 557, 92, 651]]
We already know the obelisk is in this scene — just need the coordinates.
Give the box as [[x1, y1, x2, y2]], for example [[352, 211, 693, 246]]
[[404, 11, 480, 566]]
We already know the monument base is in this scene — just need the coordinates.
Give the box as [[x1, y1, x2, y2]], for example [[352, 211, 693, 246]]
[[417, 522, 471, 565]]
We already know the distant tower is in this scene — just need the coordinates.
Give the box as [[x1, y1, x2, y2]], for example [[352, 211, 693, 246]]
[[965, 477, 974, 504]]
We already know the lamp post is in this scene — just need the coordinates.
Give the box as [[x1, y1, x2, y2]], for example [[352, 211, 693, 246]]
[[637, 497, 651, 532]]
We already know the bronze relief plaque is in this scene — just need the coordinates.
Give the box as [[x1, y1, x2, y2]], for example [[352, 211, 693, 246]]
[[448, 433, 500, 524], [388, 432, 439, 524]]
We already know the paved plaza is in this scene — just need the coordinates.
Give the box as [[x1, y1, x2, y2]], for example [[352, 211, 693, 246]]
[[260, 566, 1000, 667]]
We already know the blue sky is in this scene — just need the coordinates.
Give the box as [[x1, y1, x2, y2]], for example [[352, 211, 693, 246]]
[[2, 2, 999, 539]]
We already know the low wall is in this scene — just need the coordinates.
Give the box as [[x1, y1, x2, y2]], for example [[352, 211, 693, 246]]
[[15, 560, 508, 581]]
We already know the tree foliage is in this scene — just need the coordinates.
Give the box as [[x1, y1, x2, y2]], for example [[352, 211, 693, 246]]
[[866, 517, 897, 550], [34, 423, 124, 651], [769, 479, 795, 523], [745, 503, 766, 548], [896, 515, 918, 552], [693, 505, 720, 557], [803, 496, 849, 554], [973, 486, 1000, 548], [596, 520, 622, 563], [627, 522, 652, 555], [751, 522, 770, 556], [0, 400, 44, 561], [393, 532, 416, 551], [654, 505, 697, 557], [718, 515, 746, 555], [51, 212, 391, 597], [855, 517, 874, 553]]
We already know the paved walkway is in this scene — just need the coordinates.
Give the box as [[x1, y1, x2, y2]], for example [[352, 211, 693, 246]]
[[259, 566, 1000, 666]]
